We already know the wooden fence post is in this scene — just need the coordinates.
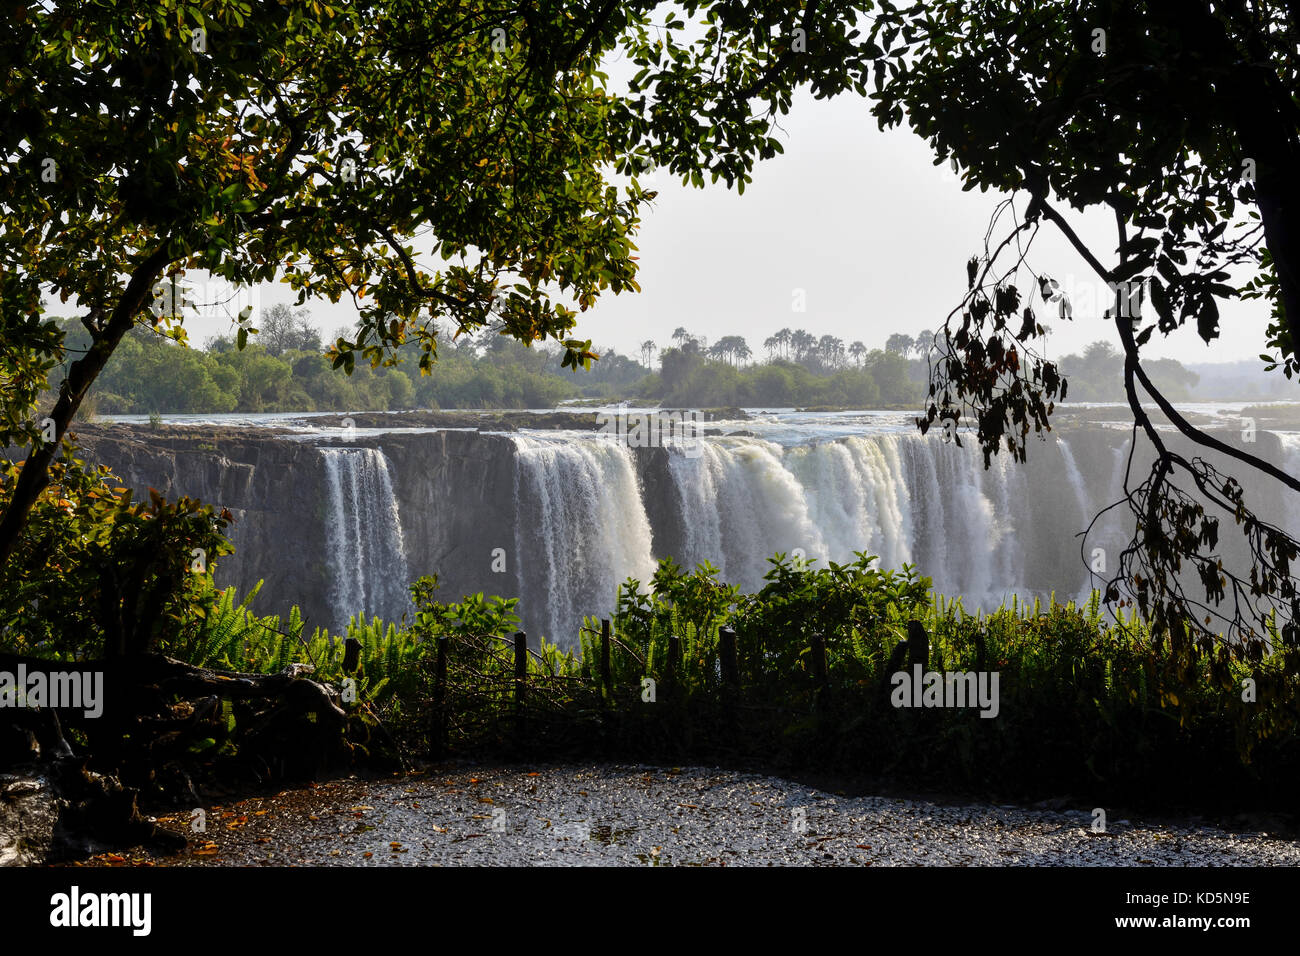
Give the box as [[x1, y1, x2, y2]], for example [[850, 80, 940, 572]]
[[718, 625, 741, 742], [342, 637, 361, 674], [514, 630, 527, 748], [906, 619, 929, 669], [429, 635, 448, 759], [600, 618, 612, 702], [810, 632, 830, 710], [719, 626, 740, 692], [665, 633, 681, 696]]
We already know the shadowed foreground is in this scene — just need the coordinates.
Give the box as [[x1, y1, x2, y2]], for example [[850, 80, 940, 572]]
[[75, 765, 1300, 867]]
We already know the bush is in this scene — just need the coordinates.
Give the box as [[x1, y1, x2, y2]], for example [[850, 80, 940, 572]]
[[0, 445, 233, 659]]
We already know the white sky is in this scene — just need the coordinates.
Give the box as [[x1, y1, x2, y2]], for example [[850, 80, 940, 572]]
[[165, 88, 1285, 374]]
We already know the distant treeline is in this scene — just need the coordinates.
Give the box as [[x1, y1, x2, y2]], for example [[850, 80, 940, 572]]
[[47, 310, 642, 414], [640, 340, 921, 407], [44, 307, 1247, 414], [1056, 340, 1201, 402]]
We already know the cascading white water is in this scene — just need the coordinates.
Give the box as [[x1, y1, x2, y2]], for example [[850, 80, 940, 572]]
[[1055, 436, 1100, 603], [784, 436, 914, 571], [670, 437, 826, 586], [320, 446, 410, 632], [510, 433, 657, 643], [309, 418, 1299, 649], [1057, 437, 1092, 528], [1279, 433, 1300, 535], [665, 433, 1033, 607]]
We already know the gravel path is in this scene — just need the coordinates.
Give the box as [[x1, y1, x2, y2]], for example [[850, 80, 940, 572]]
[[109, 764, 1300, 867]]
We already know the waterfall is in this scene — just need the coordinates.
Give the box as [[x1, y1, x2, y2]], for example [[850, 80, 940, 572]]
[[670, 437, 825, 587], [322, 421, 1300, 648], [320, 446, 410, 632], [1279, 432, 1300, 535], [785, 436, 914, 571], [1056, 436, 1101, 602], [99, 411, 1300, 652], [664, 433, 1022, 606], [510, 434, 657, 643], [1057, 437, 1092, 528]]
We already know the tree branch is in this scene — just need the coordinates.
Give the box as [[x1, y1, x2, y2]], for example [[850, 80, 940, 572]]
[[1033, 194, 1300, 496], [0, 243, 177, 568]]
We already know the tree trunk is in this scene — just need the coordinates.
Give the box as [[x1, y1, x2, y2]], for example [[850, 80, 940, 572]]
[[0, 245, 173, 569]]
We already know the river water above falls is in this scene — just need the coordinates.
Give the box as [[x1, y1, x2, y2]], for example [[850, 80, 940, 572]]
[[82, 406, 1300, 645]]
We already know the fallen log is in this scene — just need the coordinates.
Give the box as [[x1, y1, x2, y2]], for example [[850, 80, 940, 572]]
[[1, 652, 359, 863]]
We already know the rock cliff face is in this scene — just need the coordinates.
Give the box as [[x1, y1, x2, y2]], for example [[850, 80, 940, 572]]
[[75, 425, 334, 624], [73, 425, 521, 634], [373, 429, 520, 623]]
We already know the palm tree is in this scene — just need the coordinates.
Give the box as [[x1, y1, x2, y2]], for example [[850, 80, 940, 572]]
[[671, 327, 691, 347], [733, 338, 752, 366], [775, 327, 793, 360], [849, 340, 867, 366], [640, 339, 658, 369], [710, 335, 748, 366], [763, 334, 780, 360], [818, 335, 845, 369], [886, 332, 914, 356], [791, 329, 814, 362]]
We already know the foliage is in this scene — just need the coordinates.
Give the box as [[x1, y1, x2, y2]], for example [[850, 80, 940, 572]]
[[862, 1, 1300, 651], [169, 554, 1300, 809], [6, 0, 844, 571], [0, 448, 232, 659], [591, 557, 1300, 806], [44, 317, 647, 412], [44, 312, 936, 413], [645, 349, 918, 407], [733, 551, 931, 668]]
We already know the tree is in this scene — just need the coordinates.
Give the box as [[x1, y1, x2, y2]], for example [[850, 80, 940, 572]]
[[384, 368, 415, 408], [869, 0, 1300, 649], [774, 327, 793, 360], [708, 334, 750, 367], [849, 340, 867, 366], [733, 338, 753, 366], [1060, 340, 1199, 403], [817, 334, 845, 369], [639, 339, 658, 369], [885, 333, 914, 356], [659, 345, 706, 395], [790, 329, 815, 363], [3, 0, 844, 569], [258, 303, 321, 356]]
